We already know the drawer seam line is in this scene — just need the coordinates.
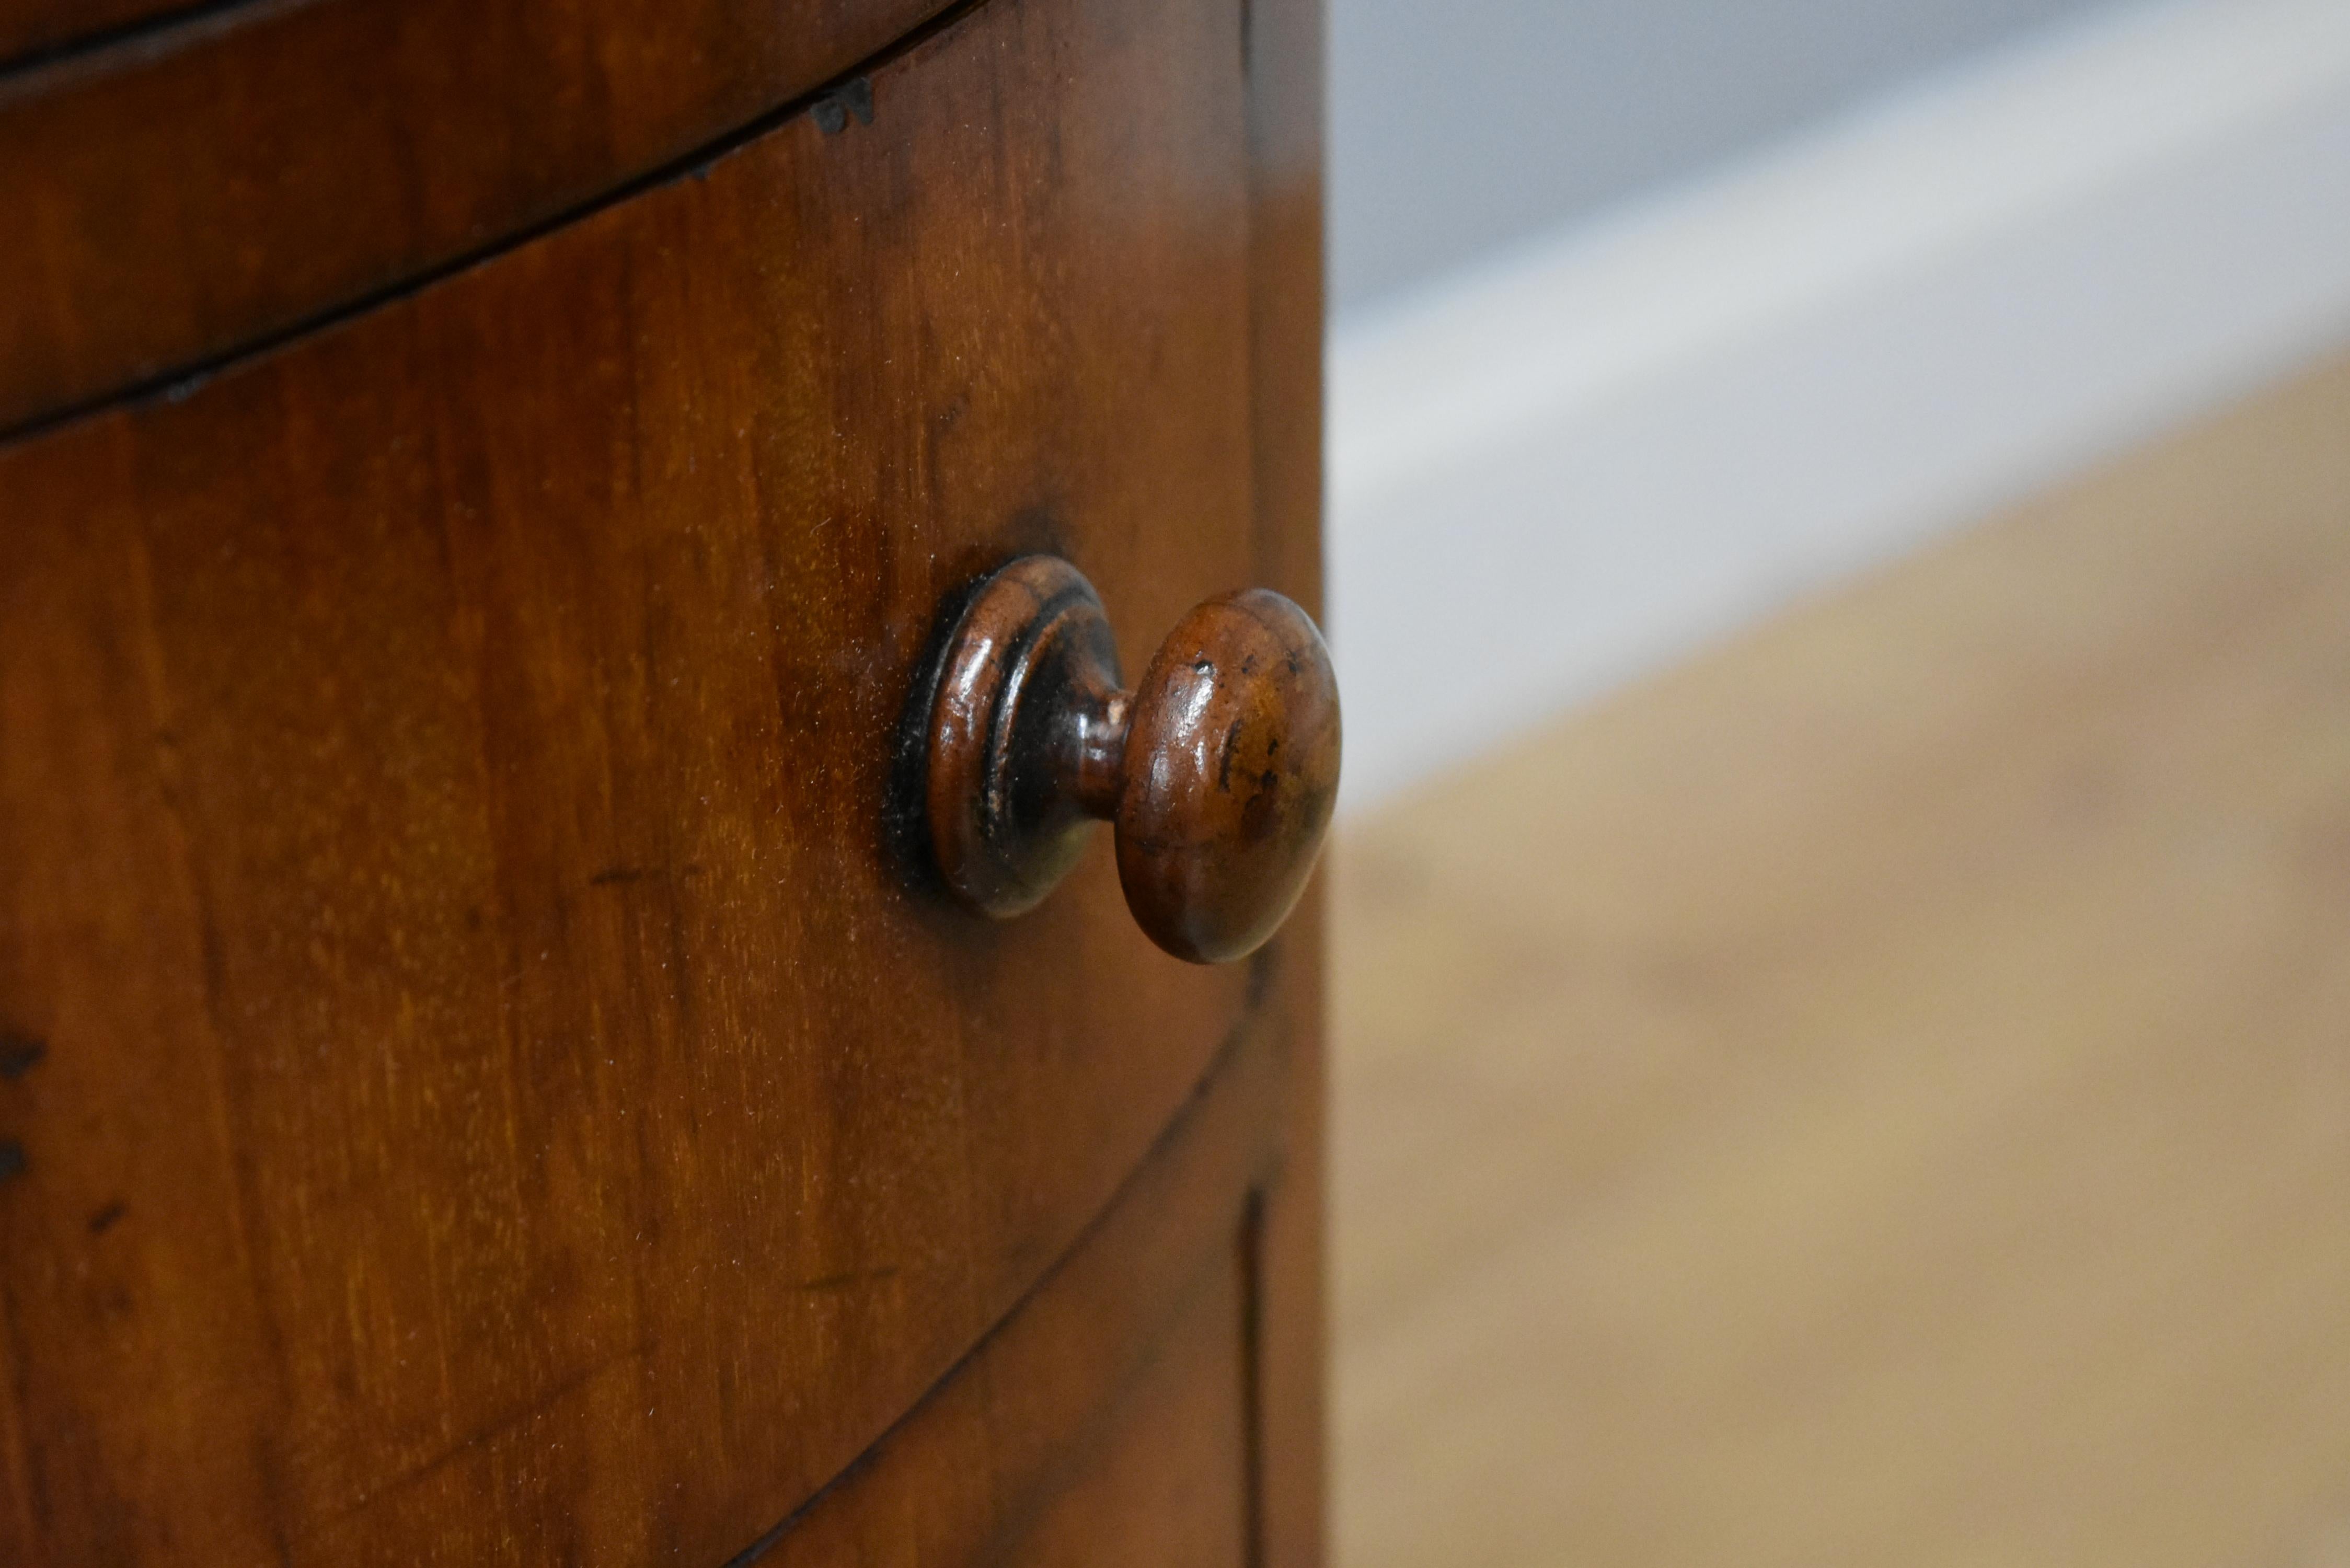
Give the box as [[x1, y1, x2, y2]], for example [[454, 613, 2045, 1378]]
[[0, 0, 992, 449]]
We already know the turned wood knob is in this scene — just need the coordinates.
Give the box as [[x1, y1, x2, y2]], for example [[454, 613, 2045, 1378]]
[[923, 555, 1341, 964]]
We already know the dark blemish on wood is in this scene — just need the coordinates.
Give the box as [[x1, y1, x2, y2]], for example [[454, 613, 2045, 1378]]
[[0, 1034, 45, 1079], [1191, 656, 1214, 677], [592, 863, 707, 888], [799, 1265, 899, 1294], [88, 1200, 126, 1235], [0, 1140, 24, 1183], [1218, 719, 1243, 790], [813, 81, 873, 138], [999, 505, 1076, 563]]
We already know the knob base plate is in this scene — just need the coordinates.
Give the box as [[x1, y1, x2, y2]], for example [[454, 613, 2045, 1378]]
[[923, 556, 1123, 918]]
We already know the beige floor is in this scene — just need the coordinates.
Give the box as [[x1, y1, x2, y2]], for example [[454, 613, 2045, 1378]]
[[1331, 353, 2350, 1568]]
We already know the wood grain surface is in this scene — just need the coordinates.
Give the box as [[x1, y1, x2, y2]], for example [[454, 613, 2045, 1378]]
[[0, 0, 1304, 1554], [1333, 353, 2350, 1568], [0, 0, 949, 431]]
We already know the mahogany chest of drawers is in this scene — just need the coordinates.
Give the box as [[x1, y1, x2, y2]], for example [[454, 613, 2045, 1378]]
[[0, 0, 1328, 1559]]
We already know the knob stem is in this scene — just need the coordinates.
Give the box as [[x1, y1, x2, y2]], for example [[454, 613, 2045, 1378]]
[[1068, 687, 1132, 820]]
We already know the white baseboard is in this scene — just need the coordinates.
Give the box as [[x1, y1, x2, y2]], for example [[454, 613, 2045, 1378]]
[[1327, 0, 2350, 814]]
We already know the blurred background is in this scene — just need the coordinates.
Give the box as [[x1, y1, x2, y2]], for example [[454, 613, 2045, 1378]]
[[1318, 0, 2350, 1560]]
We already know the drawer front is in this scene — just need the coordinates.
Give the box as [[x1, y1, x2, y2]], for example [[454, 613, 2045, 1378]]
[[0, 0, 1300, 1557], [731, 1008, 1293, 1568], [0, 0, 949, 430]]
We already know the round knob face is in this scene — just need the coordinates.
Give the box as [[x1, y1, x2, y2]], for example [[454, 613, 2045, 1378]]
[[1115, 591, 1341, 964]]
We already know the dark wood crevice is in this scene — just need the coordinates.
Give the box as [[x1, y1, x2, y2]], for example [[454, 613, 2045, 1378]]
[[0, 0, 259, 83]]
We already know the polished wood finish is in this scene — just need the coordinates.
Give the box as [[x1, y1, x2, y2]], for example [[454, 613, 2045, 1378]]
[[1119, 589, 1340, 962], [0, 0, 949, 431], [0, 0, 1327, 1555], [924, 555, 1339, 963], [1334, 355, 2350, 1568]]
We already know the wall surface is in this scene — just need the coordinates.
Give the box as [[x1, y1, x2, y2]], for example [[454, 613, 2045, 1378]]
[[1325, 0, 2350, 812], [1330, 0, 2126, 314]]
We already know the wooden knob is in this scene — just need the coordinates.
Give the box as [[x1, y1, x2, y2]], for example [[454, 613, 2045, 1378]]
[[923, 555, 1341, 963]]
